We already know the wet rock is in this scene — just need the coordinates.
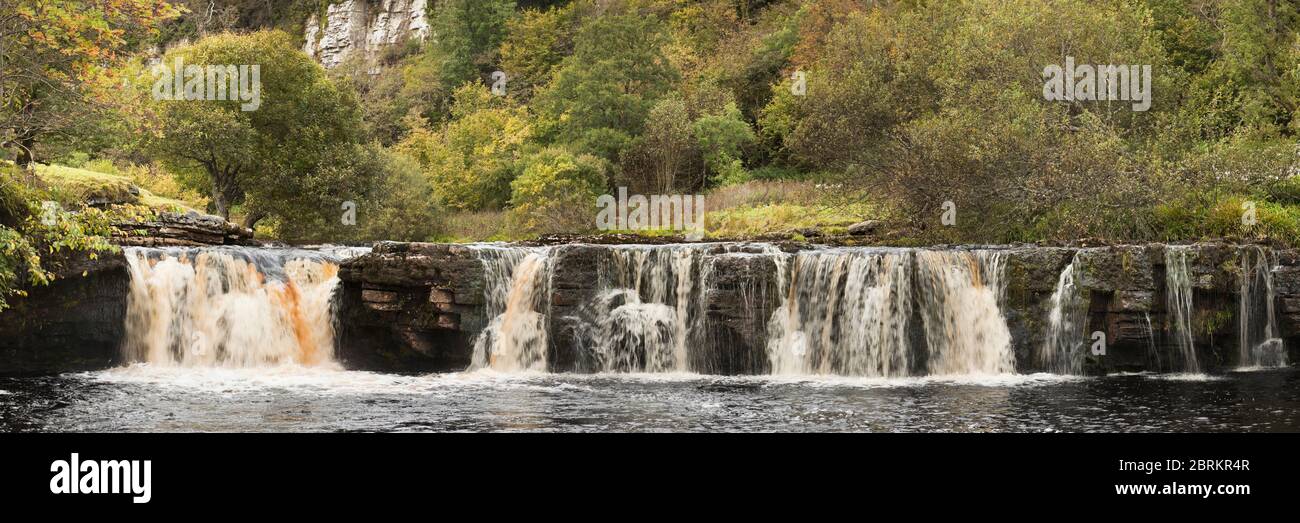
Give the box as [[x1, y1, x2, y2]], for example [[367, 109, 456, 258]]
[[336, 242, 485, 372], [0, 251, 128, 375]]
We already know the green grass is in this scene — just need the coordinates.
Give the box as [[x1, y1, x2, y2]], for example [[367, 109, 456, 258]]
[[33, 163, 200, 214]]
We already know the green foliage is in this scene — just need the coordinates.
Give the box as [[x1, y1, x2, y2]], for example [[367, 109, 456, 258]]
[[266, 144, 439, 242], [0, 164, 116, 311], [148, 30, 366, 228], [618, 97, 703, 193], [692, 103, 755, 186], [428, 0, 516, 89], [534, 12, 680, 161], [397, 83, 532, 211], [508, 147, 609, 236], [498, 4, 577, 102]]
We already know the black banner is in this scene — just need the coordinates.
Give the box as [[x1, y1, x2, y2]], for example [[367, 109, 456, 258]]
[[0, 433, 1290, 512]]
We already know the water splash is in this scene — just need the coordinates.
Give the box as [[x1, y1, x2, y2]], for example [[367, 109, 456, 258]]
[[583, 245, 707, 372], [469, 246, 551, 372], [1038, 253, 1087, 374], [765, 249, 914, 377], [1164, 245, 1199, 373], [122, 247, 350, 368], [1239, 246, 1286, 368], [915, 250, 1015, 375]]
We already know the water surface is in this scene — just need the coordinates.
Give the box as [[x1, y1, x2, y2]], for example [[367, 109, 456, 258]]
[[2, 366, 1297, 432]]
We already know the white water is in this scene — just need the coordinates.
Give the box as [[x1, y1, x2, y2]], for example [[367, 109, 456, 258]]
[[1039, 254, 1087, 374], [586, 245, 707, 372], [915, 250, 1015, 375], [1238, 246, 1286, 368], [1164, 245, 1200, 373], [122, 247, 349, 368], [469, 246, 551, 372], [766, 249, 914, 376], [766, 248, 1014, 377]]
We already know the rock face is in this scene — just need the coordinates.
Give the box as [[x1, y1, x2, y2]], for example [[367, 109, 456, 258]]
[[113, 211, 255, 247], [304, 0, 430, 69], [335, 242, 486, 372], [0, 251, 129, 375], [338, 241, 1300, 375]]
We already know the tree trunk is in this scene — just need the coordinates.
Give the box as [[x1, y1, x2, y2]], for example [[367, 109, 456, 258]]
[[242, 210, 265, 230], [207, 166, 240, 220], [14, 136, 35, 168]]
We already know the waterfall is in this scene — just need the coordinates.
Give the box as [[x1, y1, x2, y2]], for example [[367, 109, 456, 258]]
[[765, 248, 1014, 377], [122, 247, 351, 368], [1038, 253, 1087, 374], [584, 245, 707, 372], [1164, 245, 1200, 373], [455, 243, 1020, 377], [1143, 313, 1161, 371], [765, 249, 914, 376], [469, 246, 552, 372], [915, 250, 1015, 375], [1239, 246, 1286, 368]]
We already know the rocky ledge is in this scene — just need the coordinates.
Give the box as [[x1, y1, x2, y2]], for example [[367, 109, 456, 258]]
[[112, 211, 255, 247], [338, 241, 1300, 375], [0, 251, 128, 375]]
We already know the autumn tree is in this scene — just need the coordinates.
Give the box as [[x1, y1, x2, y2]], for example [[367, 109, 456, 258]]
[[0, 0, 177, 166]]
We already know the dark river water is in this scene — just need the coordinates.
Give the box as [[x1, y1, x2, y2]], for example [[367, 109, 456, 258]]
[[2, 366, 1298, 432]]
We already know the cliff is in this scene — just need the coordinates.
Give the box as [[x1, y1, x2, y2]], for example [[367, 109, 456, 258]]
[[303, 0, 429, 69]]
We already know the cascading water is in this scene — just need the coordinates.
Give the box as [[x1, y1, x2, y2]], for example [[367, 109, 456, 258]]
[[765, 248, 1014, 377], [914, 250, 1015, 375], [469, 246, 552, 372], [122, 247, 352, 368], [765, 248, 914, 376], [583, 245, 707, 372], [457, 243, 1020, 377], [1238, 246, 1286, 368], [1038, 253, 1087, 374], [1164, 245, 1200, 373]]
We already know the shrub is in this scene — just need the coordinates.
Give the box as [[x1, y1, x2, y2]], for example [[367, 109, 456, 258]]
[[508, 148, 609, 236]]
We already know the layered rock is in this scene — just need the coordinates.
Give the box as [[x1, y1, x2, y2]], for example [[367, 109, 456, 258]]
[[113, 211, 255, 247], [335, 242, 486, 371], [0, 251, 129, 375], [304, 0, 430, 69]]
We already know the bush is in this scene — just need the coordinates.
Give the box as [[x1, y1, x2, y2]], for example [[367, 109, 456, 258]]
[[508, 147, 609, 236], [0, 164, 116, 310]]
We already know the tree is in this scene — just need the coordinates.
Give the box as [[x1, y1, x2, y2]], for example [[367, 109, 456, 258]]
[[147, 30, 365, 227], [397, 83, 532, 211], [428, 0, 516, 91], [498, 4, 577, 102], [619, 97, 704, 194], [508, 146, 609, 235], [692, 102, 754, 186], [534, 12, 680, 160], [0, 0, 177, 166], [267, 144, 439, 242]]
